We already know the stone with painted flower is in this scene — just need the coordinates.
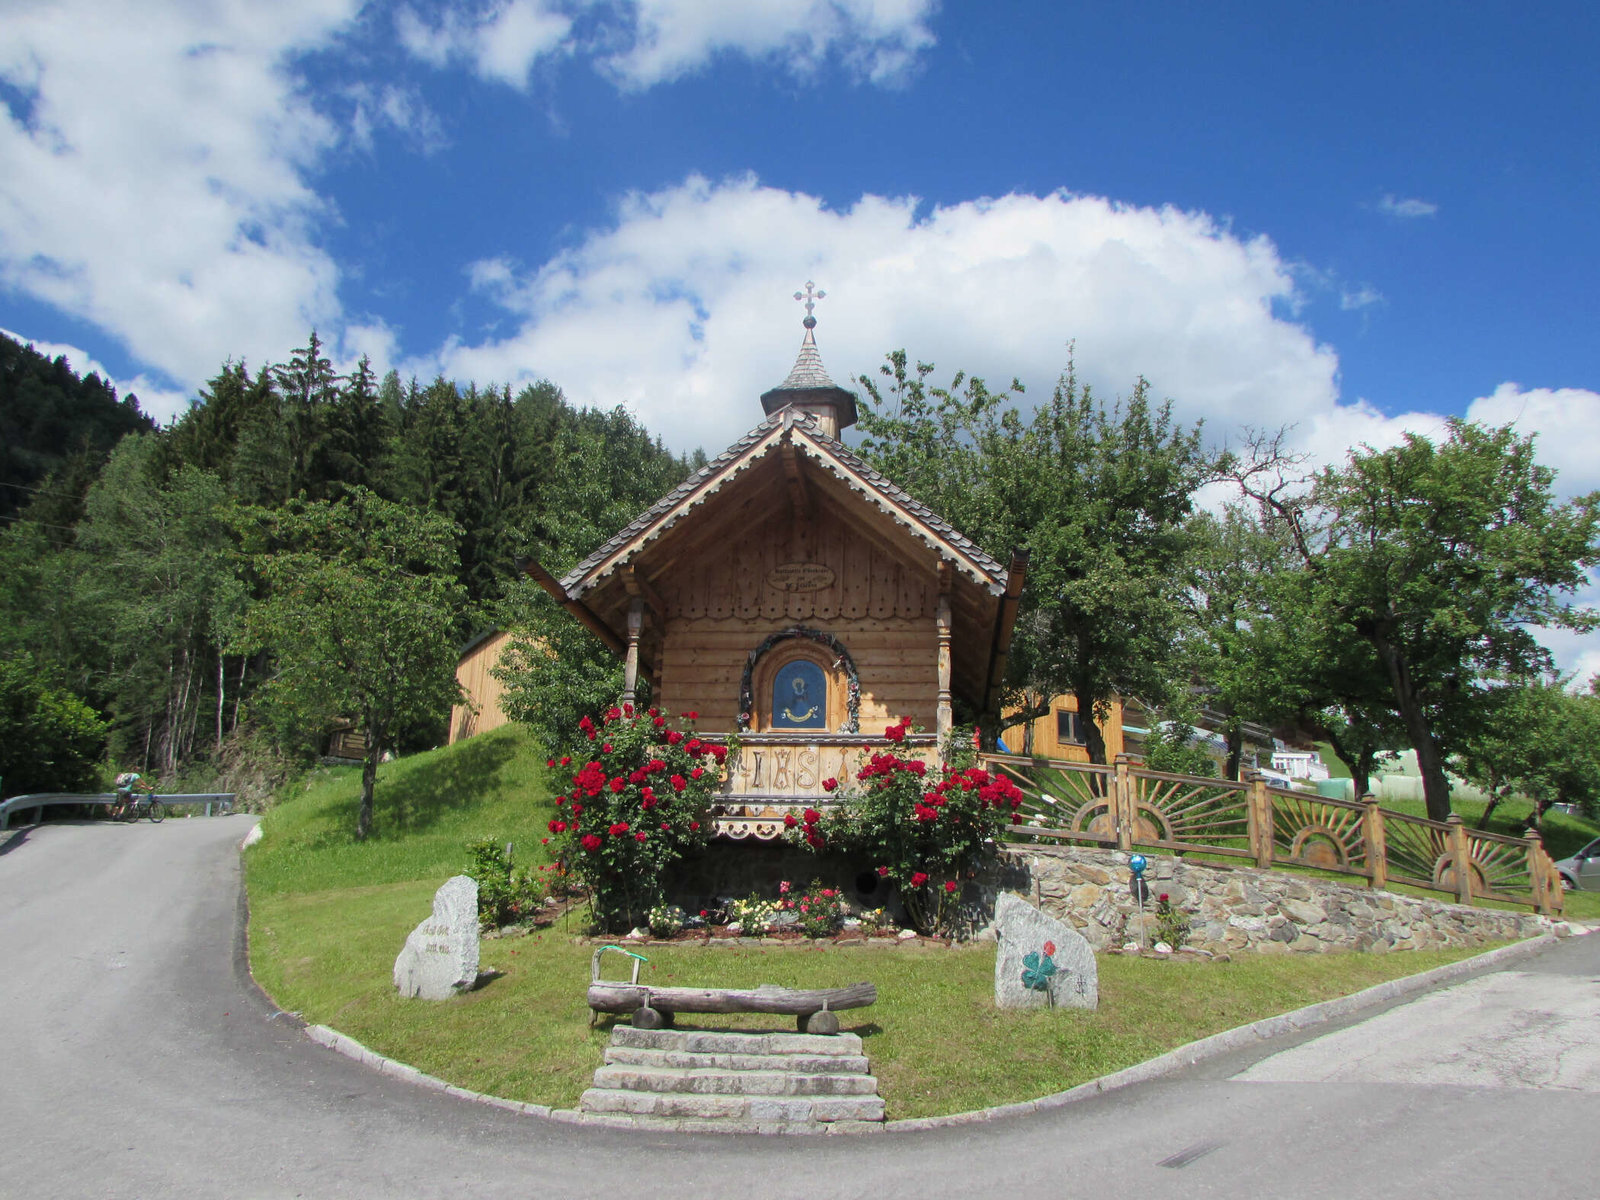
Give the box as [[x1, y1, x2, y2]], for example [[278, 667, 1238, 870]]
[[994, 891, 1097, 1010]]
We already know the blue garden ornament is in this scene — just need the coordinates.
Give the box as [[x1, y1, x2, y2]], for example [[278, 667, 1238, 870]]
[[1129, 854, 1148, 877]]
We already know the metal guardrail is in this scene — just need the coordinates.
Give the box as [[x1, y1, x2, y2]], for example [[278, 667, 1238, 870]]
[[0, 792, 236, 830]]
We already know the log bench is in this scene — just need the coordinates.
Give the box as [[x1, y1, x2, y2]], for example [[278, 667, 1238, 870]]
[[587, 945, 876, 1035]]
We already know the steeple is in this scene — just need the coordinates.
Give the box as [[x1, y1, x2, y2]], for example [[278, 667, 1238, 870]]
[[759, 281, 858, 438]]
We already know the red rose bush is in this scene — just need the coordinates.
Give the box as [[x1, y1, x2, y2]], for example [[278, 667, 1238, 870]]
[[789, 718, 1023, 934], [549, 704, 726, 931]]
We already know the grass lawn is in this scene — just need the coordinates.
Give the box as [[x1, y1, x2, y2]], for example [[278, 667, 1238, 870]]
[[245, 724, 1552, 1120]]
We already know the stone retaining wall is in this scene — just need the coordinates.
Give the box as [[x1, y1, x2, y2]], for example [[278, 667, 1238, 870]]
[[994, 846, 1554, 955]]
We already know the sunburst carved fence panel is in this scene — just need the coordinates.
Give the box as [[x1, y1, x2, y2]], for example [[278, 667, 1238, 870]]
[[977, 752, 1562, 915]]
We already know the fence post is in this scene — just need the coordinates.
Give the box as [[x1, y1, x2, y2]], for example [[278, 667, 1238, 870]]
[[1525, 829, 1553, 915], [1446, 814, 1473, 905], [1248, 773, 1273, 868], [1362, 794, 1387, 891], [1113, 754, 1134, 852]]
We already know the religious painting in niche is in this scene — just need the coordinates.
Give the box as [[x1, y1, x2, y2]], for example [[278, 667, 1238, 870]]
[[770, 658, 827, 730]]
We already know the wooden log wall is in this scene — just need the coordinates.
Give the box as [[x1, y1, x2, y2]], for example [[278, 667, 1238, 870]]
[[655, 506, 943, 733], [450, 631, 511, 744]]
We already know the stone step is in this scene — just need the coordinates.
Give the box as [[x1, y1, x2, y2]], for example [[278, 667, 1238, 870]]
[[592, 1064, 880, 1096], [609, 1026, 864, 1057], [578, 1088, 886, 1124], [604, 1044, 872, 1075], [566, 1112, 886, 1136]]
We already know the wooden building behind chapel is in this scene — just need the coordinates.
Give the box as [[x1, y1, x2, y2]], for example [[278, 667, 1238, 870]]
[[524, 309, 1027, 840]]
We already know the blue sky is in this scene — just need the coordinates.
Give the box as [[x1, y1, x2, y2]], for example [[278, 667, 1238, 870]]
[[4, 1, 1599, 663]]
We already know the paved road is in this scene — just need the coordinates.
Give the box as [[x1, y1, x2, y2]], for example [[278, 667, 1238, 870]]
[[3, 817, 1597, 1200]]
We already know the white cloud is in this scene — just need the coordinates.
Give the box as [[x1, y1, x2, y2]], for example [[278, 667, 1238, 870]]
[[1378, 194, 1439, 219], [1339, 284, 1384, 311], [1467, 382, 1600, 499], [0, 0, 359, 388], [596, 0, 938, 88], [420, 174, 1342, 455], [396, 1, 573, 89], [396, 0, 937, 90], [1, 326, 191, 425]]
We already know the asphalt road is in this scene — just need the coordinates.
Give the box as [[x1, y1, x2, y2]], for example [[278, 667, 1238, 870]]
[[2, 816, 1597, 1200]]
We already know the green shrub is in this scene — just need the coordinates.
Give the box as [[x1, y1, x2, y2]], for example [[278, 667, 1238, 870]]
[[465, 838, 547, 929]]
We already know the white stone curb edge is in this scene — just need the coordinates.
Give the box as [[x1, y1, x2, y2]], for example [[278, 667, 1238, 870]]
[[301, 930, 1580, 1136]]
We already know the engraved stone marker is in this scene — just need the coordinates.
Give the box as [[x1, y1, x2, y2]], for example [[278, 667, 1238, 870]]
[[994, 891, 1098, 1010], [393, 875, 480, 1000]]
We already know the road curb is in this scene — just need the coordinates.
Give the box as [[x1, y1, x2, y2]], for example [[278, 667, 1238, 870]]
[[300, 932, 1569, 1136]]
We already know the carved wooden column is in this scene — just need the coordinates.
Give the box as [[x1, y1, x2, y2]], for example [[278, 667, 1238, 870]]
[[621, 598, 644, 708], [935, 592, 953, 745]]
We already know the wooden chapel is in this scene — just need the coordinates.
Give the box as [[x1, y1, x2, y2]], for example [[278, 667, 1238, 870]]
[[523, 296, 1026, 841]]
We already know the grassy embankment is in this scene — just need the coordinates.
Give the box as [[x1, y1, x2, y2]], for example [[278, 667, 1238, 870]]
[[246, 725, 1546, 1120]]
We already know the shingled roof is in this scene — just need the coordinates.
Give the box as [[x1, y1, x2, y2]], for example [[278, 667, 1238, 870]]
[[559, 407, 1005, 596]]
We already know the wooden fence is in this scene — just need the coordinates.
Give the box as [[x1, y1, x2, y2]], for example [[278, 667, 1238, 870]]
[[981, 752, 1565, 916]]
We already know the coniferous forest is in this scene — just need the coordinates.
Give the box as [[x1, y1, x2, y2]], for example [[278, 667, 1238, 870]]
[[0, 331, 699, 798]]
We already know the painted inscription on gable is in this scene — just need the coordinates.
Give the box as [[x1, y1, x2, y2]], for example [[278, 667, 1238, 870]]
[[767, 561, 836, 592]]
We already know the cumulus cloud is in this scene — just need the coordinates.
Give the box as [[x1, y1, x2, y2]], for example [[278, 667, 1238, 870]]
[[1377, 194, 1439, 219], [420, 174, 1341, 454], [396, 0, 937, 90], [1467, 382, 1600, 499], [0, 0, 359, 389], [1, 326, 191, 425], [396, 1, 573, 88]]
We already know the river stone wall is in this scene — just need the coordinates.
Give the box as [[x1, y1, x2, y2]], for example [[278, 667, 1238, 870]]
[[991, 846, 1554, 955]]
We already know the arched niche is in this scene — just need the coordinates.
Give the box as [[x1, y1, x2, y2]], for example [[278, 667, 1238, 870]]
[[738, 627, 860, 734]]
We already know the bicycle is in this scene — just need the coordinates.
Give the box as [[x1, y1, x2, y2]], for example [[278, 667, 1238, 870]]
[[110, 775, 165, 823]]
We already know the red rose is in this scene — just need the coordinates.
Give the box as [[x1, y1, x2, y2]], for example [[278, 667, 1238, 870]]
[[690, 767, 704, 780], [653, 717, 666, 728], [689, 821, 700, 831], [649, 708, 659, 717], [546, 758, 555, 768], [876, 866, 889, 877], [571, 803, 582, 815], [609, 778, 625, 793], [635, 832, 647, 843], [623, 702, 634, 716], [581, 834, 602, 852], [667, 730, 683, 745], [944, 880, 958, 894], [803, 808, 822, 825], [560, 756, 571, 766], [541, 837, 549, 844], [578, 715, 594, 733], [822, 778, 838, 792], [699, 909, 708, 918], [609, 822, 629, 835], [671, 774, 687, 792], [548, 819, 566, 833], [1043, 941, 1057, 956], [660, 822, 669, 830], [884, 722, 904, 743], [641, 797, 656, 810], [910, 871, 929, 887], [784, 813, 798, 828], [601, 743, 613, 754], [555, 796, 565, 807]]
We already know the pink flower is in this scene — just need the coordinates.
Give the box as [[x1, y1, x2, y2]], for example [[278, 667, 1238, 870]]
[[779, 881, 791, 894]]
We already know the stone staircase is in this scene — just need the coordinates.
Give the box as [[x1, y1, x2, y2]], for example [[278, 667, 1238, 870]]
[[576, 1025, 886, 1133]]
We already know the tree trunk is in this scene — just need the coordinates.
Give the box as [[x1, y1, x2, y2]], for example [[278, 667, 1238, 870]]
[[1373, 636, 1452, 821], [1075, 685, 1108, 765], [1223, 719, 1244, 782], [357, 721, 382, 841]]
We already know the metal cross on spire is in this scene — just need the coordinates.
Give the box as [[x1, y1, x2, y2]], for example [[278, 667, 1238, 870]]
[[793, 281, 825, 328]]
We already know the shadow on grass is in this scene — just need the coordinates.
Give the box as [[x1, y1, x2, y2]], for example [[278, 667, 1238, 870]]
[[295, 735, 524, 850]]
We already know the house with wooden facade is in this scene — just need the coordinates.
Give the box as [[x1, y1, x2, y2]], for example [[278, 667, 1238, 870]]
[[449, 629, 514, 744], [522, 301, 1026, 841]]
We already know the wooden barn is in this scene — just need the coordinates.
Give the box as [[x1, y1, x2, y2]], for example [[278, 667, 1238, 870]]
[[522, 303, 1027, 840], [449, 630, 514, 744]]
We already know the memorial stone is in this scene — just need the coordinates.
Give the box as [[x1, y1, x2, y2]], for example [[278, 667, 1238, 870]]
[[994, 891, 1098, 1010], [394, 875, 480, 1000]]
